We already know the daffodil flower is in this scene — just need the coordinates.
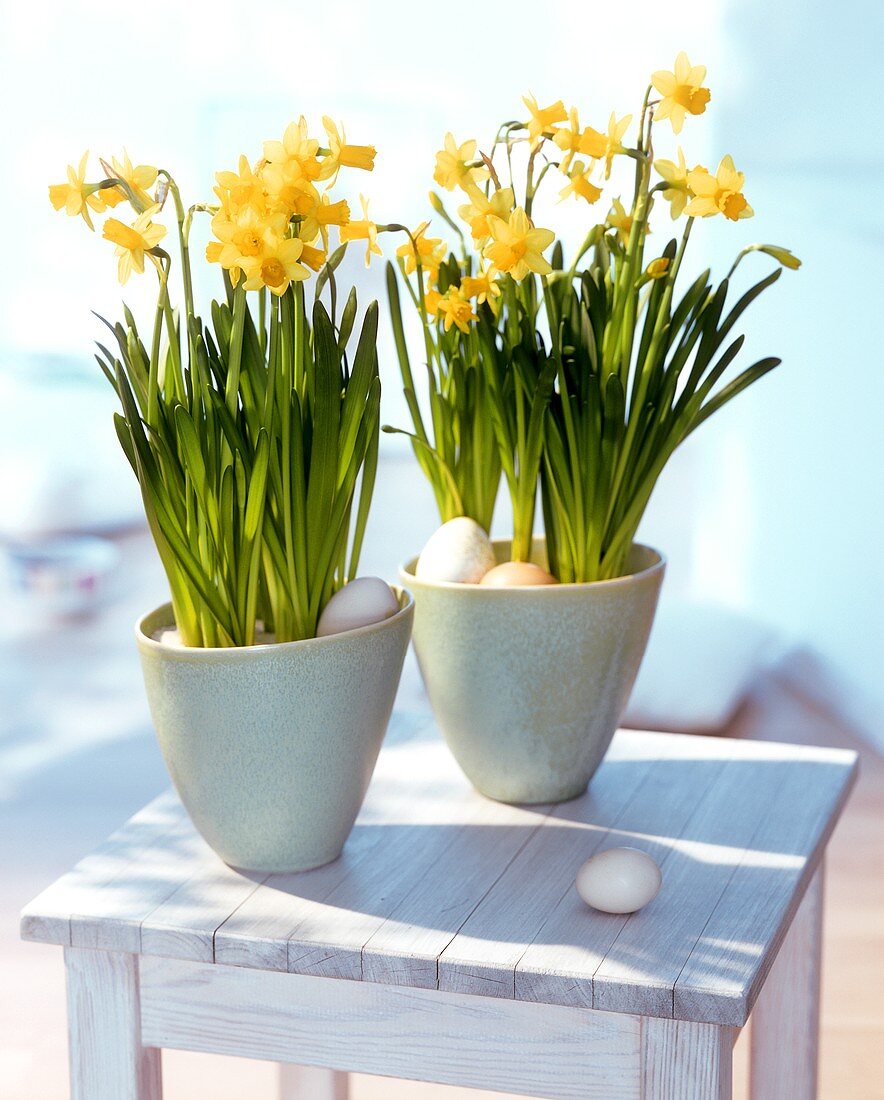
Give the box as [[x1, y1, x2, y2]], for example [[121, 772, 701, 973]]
[[654, 148, 692, 219], [436, 287, 477, 334], [262, 118, 322, 182], [241, 231, 310, 295], [685, 156, 753, 221], [460, 267, 502, 306], [645, 257, 670, 280], [321, 117, 376, 186], [339, 195, 382, 267], [396, 222, 446, 277], [559, 161, 603, 205], [457, 186, 515, 244], [104, 151, 158, 211], [102, 205, 166, 284], [552, 110, 607, 171], [603, 113, 633, 178], [48, 151, 108, 230], [214, 155, 267, 218], [522, 94, 567, 149], [651, 52, 711, 134], [484, 206, 555, 281], [434, 134, 489, 193]]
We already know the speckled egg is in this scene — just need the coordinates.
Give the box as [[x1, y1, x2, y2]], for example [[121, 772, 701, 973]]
[[479, 561, 557, 586], [416, 518, 496, 584], [316, 577, 400, 638], [575, 847, 662, 914]]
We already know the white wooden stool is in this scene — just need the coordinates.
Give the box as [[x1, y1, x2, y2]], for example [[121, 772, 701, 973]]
[[21, 721, 856, 1099]]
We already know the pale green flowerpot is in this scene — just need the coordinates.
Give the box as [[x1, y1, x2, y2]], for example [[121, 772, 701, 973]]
[[400, 543, 664, 804], [135, 589, 414, 873]]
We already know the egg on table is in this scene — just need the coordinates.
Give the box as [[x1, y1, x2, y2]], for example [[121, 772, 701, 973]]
[[575, 847, 662, 915], [480, 561, 557, 586], [316, 577, 400, 638], [415, 517, 496, 584]]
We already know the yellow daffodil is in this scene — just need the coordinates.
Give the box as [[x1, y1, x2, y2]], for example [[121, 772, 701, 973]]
[[607, 197, 649, 247], [423, 287, 443, 317], [603, 113, 632, 178], [559, 161, 603, 205], [48, 151, 107, 230], [522, 94, 567, 148], [299, 243, 327, 272], [396, 222, 446, 276], [434, 134, 489, 192], [241, 232, 310, 295], [436, 287, 476, 334], [645, 257, 670, 279], [460, 267, 501, 306], [484, 206, 555, 281], [104, 151, 158, 210], [685, 156, 753, 221], [262, 118, 322, 183], [320, 117, 376, 185], [338, 195, 382, 267], [552, 109, 607, 171], [214, 155, 267, 218], [651, 52, 711, 134], [654, 147, 692, 219], [299, 193, 351, 250], [102, 205, 166, 284], [458, 186, 515, 243], [206, 207, 286, 284]]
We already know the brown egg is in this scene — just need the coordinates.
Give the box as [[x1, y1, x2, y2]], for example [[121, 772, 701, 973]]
[[479, 561, 558, 586]]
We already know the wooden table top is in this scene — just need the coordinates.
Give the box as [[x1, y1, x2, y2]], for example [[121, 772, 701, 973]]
[[20, 711, 857, 1026]]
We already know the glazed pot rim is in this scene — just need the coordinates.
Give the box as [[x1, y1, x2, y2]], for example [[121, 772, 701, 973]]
[[135, 585, 414, 658], [399, 540, 665, 593]]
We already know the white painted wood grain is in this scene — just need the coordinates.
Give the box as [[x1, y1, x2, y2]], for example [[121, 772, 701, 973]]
[[674, 748, 856, 1025], [65, 947, 161, 1100], [433, 737, 659, 998], [278, 1064, 349, 1100], [749, 863, 823, 1100], [592, 747, 809, 1017], [140, 956, 642, 1100], [640, 1017, 733, 1099], [514, 733, 738, 1013], [21, 728, 856, 1029], [21, 791, 185, 946]]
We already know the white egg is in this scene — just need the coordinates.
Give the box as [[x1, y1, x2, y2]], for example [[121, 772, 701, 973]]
[[316, 577, 399, 638], [575, 847, 662, 915], [416, 518, 496, 584]]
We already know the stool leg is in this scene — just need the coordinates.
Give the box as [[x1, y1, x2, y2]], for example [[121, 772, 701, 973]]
[[65, 947, 162, 1100], [641, 1017, 733, 1098], [750, 861, 824, 1100], [279, 1064, 349, 1099]]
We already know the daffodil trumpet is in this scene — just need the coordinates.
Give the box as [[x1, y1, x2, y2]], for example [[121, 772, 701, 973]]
[[388, 54, 799, 581], [50, 120, 389, 647]]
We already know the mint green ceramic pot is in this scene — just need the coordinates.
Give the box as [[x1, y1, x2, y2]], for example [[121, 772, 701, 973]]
[[135, 589, 414, 873], [400, 544, 664, 804]]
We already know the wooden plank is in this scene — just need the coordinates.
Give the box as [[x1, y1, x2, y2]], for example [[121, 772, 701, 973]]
[[675, 747, 856, 1025], [66, 947, 161, 1100], [213, 736, 504, 972], [432, 733, 661, 997], [749, 863, 824, 1100], [640, 1018, 733, 1099], [140, 956, 642, 1100], [593, 743, 813, 1016], [141, 832, 270, 963], [21, 792, 185, 946], [514, 732, 737, 1013]]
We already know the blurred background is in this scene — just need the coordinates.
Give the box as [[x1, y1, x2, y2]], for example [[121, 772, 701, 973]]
[[1, 0, 881, 1097]]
